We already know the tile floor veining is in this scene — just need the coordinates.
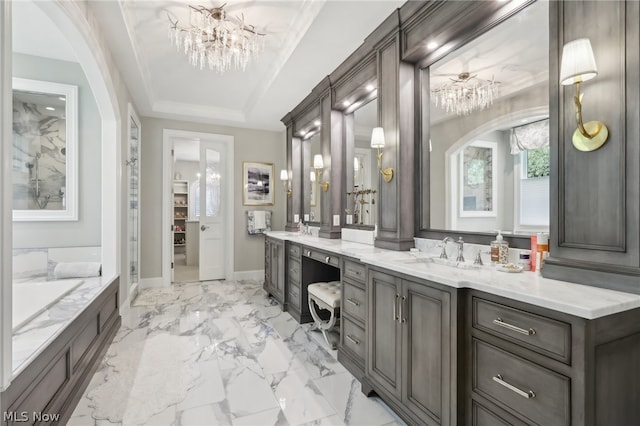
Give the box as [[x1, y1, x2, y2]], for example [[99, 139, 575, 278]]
[[69, 279, 406, 426]]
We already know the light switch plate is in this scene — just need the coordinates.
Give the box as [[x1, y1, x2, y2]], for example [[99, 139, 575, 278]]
[[333, 215, 340, 226], [294, 214, 299, 223], [304, 214, 310, 222], [346, 214, 353, 225]]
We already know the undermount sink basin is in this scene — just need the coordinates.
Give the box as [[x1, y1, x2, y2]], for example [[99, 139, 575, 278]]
[[402, 256, 480, 270]]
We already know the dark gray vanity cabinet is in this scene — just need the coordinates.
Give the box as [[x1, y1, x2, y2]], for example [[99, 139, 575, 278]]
[[264, 237, 285, 306], [367, 268, 457, 426], [338, 257, 368, 380], [467, 290, 640, 426], [286, 242, 302, 316]]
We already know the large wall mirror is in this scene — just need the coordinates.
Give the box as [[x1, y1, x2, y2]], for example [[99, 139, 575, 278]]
[[426, 0, 548, 240], [12, 78, 78, 221], [304, 130, 321, 224], [345, 98, 378, 228]]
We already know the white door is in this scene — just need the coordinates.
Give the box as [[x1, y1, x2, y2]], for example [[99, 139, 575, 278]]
[[198, 141, 226, 280]]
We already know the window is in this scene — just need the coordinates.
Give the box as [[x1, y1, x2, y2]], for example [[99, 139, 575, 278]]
[[459, 141, 497, 217], [190, 169, 220, 219], [518, 147, 549, 228]]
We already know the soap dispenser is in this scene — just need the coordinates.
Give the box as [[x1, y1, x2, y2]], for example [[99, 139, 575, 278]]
[[491, 231, 509, 264]]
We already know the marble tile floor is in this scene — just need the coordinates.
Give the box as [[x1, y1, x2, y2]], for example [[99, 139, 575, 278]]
[[69, 279, 407, 426]]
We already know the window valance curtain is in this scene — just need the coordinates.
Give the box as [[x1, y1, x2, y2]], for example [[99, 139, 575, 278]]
[[510, 119, 549, 154]]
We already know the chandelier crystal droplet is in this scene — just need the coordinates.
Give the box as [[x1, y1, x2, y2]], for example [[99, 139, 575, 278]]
[[431, 73, 499, 116], [168, 5, 265, 74]]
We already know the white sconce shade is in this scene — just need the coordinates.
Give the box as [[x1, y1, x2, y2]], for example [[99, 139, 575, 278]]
[[370, 127, 385, 148], [280, 169, 288, 181], [313, 154, 324, 169], [353, 157, 360, 172], [560, 38, 598, 85], [310, 171, 316, 182]]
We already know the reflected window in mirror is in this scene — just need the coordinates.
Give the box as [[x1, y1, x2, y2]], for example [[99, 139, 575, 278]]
[[513, 119, 550, 232], [346, 98, 378, 227], [460, 141, 497, 216], [428, 0, 549, 236]]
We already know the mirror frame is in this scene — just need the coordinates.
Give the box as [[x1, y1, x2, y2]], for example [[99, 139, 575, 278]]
[[415, 0, 540, 249], [12, 77, 78, 221]]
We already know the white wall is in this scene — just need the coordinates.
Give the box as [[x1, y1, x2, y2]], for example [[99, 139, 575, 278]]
[[12, 53, 101, 248], [140, 117, 286, 279]]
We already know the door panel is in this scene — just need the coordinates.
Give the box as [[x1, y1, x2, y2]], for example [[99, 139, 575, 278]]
[[402, 279, 450, 425], [199, 142, 225, 280], [367, 270, 402, 399]]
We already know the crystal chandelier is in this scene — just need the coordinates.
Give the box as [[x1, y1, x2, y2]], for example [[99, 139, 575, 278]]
[[168, 4, 265, 74], [431, 72, 499, 116]]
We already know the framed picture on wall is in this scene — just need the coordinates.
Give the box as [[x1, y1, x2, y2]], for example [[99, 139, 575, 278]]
[[243, 162, 274, 206]]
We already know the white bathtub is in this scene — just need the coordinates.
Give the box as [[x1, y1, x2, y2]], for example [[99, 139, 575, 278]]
[[13, 279, 84, 331]]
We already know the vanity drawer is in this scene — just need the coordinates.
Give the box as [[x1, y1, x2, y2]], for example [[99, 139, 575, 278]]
[[343, 259, 366, 284], [473, 297, 571, 362], [288, 281, 300, 310], [303, 247, 340, 268], [473, 339, 570, 426], [288, 243, 301, 259], [472, 400, 527, 426], [342, 279, 366, 324], [341, 316, 365, 362], [288, 258, 301, 283]]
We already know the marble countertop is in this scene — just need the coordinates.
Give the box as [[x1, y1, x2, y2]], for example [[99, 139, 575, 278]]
[[265, 231, 640, 319], [12, 276, 115, 377]]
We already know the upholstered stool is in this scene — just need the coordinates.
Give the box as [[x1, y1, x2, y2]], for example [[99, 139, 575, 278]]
[[307, 281, 341, 349]]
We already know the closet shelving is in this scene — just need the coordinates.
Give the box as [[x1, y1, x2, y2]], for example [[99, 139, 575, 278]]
[[173, 180, 189, 250]]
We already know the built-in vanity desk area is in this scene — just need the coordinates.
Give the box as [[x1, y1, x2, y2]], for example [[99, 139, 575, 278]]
[[264, 232, 640, 426], [273, 0, 640, 424]]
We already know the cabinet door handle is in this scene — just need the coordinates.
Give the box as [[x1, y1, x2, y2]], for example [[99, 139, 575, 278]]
[[393, 294, 399, 321], [492, 374, 536, 399], [401, 296, 407, 323], [346, 298, 360, 307], [325, 256, 331, 263], [493, 318, 536, 336], [346, 335, 360, 345]]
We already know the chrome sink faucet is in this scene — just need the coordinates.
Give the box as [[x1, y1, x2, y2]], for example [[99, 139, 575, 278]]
[[440, 237, 454, 259], [455, 237, 465, 263]]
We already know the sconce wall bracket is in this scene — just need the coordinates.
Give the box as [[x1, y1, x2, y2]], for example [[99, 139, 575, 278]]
[[571, 82, 609, 151]]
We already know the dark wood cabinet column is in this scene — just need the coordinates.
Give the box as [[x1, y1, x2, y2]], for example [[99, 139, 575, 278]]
[[375, 31, 415, 251], [282, 117, 302, 232], [544, 1, 640, 293], [319, 87, 344, 239]]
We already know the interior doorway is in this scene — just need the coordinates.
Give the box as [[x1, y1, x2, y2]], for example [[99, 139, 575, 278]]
[[162, 129, 234, 285]]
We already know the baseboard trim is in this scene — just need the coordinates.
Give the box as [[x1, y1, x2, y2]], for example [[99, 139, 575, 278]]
[[232, 269, 264, 281], [139, 277, 165, 290], [128, 282, 139, 303]]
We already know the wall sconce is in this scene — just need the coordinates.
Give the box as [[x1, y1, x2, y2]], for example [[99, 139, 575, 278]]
[[353, 157, 360, 174], [279, 169, 291, 197], [313, 154, 330, 192], [371, 127, 394, 182], [560, 38, 608, 152]]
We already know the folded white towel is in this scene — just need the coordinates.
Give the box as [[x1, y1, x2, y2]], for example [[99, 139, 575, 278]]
[[253, 210, 267, 230], [53, 262, 101, 279]]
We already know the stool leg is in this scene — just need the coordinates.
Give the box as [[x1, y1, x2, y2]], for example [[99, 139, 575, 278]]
[[308, 298, 338, 349], [308, 297, 322, 331]]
